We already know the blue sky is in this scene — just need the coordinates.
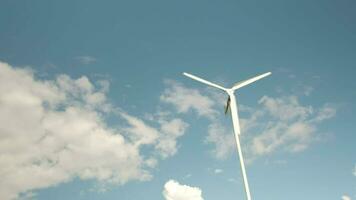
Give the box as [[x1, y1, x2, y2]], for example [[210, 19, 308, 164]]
[[0, 0, 355, 200]]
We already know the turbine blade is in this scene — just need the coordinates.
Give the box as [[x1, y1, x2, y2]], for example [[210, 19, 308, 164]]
[[231, 72, 271, 91], [183, 72, 227, 91]]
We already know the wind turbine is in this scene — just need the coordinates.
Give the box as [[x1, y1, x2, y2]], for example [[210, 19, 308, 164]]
[[183, 71, 271, 200]]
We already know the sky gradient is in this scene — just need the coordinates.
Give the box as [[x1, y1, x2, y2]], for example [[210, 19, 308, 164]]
[[0, 0, 355, 200]]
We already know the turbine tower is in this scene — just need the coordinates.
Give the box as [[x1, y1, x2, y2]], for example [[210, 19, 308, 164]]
[[183, 71, 271, 200]]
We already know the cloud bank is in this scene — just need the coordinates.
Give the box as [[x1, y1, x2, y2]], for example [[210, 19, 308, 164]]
[[163, 180, 204, 200], [0, 61, 187, 199]]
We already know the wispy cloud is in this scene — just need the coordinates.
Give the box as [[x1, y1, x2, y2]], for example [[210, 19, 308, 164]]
[[303, 85, 314, 96], [214, 169, 223, 174], [163, 180, 204, 200], [248, 95, 336, 157], [160, 80, 218, 118], [163, 80, 337, 160], [205, 95, 336, 160], [155, 118, 189, 158], [183, 174, 192, 179], [353, 164, 356, 176], [76, 56, 97, 65], [227, 178, 238, 183], [205, 122, 235, 159]]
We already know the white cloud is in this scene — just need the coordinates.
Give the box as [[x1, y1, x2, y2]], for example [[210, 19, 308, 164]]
[[155, 118, 189, 158], [160, 81, 231, 159], [160, 80, 217, 118], [0, 62, 151, 199], [205, 122, 235, 159], [249, 95, 336, 157], [353, 164, 356, 176], [76, 56, 97, 65], [183, 174, 192, 179], [258, 96, 313, 121], [0, 61, 187, 200], [342, 195, 351, 200], [214, 169, 223, 174], [206, 95, 335, 159], [120, 112, 160, 146], [313, 104, 337, 122], [142, 110, 189, 158], [162, 81, 336, 160], [163, 180, 203, 200]]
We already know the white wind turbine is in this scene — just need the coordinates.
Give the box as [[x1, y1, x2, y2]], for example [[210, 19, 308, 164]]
[[183, 71, 271, 200]]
